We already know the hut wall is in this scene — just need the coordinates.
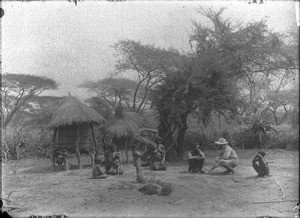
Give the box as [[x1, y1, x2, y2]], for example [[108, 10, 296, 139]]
[[56, 124, 92, 150]]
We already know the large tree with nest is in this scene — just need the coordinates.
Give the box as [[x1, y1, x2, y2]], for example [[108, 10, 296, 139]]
[[151, 7, 298, 161]]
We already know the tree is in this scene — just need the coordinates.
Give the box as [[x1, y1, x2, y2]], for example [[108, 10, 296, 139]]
[[9, 95, 65, 128], [79, 77, 139, 110], [113, 40, 186, 113], [84, 96, 113, 120], [261, 89, 294, 125], [151, 7, 298, 160], [1, 73, 58, 129]]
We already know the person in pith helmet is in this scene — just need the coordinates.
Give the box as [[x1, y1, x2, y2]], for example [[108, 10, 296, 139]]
[[209, 138, 238, 174]]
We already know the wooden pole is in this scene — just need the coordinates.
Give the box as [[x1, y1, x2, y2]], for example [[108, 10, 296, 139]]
[[218, 112, 222, 138], [253, 199, 298, 204], [75, 125, 82, 169], [90, 123, 98, 156], [51, 129, 58, 169], [90, 123, 98, 169], [125, 137, 129, 163]]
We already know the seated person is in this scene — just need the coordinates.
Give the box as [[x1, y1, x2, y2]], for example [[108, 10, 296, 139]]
[[149, 141, 167, 171], [252, 151, 270, 177], [187, 143, 205, 173], [209, 138, 238, 174], [133, 135, 167, 171], [92, 156, 107, 179], [54, 149, 70, 170], [104, 144, 124, 175]]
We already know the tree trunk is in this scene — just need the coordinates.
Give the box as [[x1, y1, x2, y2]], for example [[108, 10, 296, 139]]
[[158, 110, 178, 161], [176, 113, 188, 160]]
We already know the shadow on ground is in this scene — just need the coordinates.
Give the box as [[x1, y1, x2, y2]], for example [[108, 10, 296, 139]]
[[21, 164, 93, 174]]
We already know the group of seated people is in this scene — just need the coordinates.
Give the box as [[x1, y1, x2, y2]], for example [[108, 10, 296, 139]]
[[92, 143, 124, 179], [92, 134, 166, 179], [188, 137, 269, 177], [93, 136, 270, 179], [139, 136, 167, 171]]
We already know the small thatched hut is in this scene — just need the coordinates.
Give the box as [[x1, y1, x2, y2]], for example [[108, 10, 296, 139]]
[[47, 96, 106, 169], [105, 105, 148, 161]]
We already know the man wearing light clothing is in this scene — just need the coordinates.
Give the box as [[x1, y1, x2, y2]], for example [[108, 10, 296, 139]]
[[209, 138, 238, 174]]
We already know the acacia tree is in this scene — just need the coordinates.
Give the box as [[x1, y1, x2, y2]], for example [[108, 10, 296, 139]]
[[84, 96, 113, 120], [10, 96, 65, 128], [113, 40, 186, 113], [151, 8, 298, 160], [1, 73, 58, 129], [79, 77, 140, 110]]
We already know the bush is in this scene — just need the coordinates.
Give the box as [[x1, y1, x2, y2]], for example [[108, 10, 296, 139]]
[[267, 128, 299, 150], [232, 124, 299, 150], [2, 126, 52, 160], [232, 129, 254, 149], [184, 132, 216, 151]]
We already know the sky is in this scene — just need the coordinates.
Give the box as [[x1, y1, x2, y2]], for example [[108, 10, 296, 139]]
[[1, 0, 298, 100]]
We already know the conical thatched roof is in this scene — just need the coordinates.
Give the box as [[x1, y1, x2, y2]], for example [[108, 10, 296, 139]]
[[105, 106, 147, 138], [47, 96, 106, 129]]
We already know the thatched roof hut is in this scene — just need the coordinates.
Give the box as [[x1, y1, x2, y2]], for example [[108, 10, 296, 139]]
[[47, 96, 105, 128], [105, 106, 147, 138], [47, 96, 106, 169]]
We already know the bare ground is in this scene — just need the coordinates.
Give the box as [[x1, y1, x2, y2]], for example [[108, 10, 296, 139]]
[[1, 149, 299, 218]]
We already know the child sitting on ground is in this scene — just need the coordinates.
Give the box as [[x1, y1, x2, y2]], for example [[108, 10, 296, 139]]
[[252, 151, 270, 177], [92, 156, 107, 179]]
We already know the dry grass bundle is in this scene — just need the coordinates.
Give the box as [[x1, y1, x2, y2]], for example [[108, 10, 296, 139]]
[[139, 183, 162, 195], [106, 106, 147, 138], [133, 136, 157, 150], [159, 182, 174, 196], [139, 181, 174, 196]]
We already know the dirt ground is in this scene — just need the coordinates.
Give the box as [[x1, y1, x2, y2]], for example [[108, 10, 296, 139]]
[[1, 149, 299, 218]]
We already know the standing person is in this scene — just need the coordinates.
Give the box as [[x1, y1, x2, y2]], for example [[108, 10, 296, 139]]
[[209, 138, 238, 174], [187, 143, 205, 173], [252, 151, 270, 177]]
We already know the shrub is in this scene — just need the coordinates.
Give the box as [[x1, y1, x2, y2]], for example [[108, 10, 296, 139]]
[[267, 128, 299, 150], [232, 129, 254, 149], [232, 124, 299, 150], [184, 132, 215, 151], [2, 126, 52, 160]]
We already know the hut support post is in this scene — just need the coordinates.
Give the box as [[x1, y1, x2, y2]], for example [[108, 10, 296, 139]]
[[125, 137, 129, 163], [90, 123, 97, 168], [51, 129, 58, 169], [89, 152, 95, 169], [75, 126, 82, 169]]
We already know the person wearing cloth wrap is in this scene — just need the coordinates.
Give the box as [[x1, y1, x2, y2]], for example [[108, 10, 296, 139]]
[[252, 151, 270, 177], [149, 137, 166, 171], [188, 143, 205, 173], [92, 155, 107, 179], [209, 138, 238, 174], [133, 135, 167, 171], [104, 143, 124, 175]]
